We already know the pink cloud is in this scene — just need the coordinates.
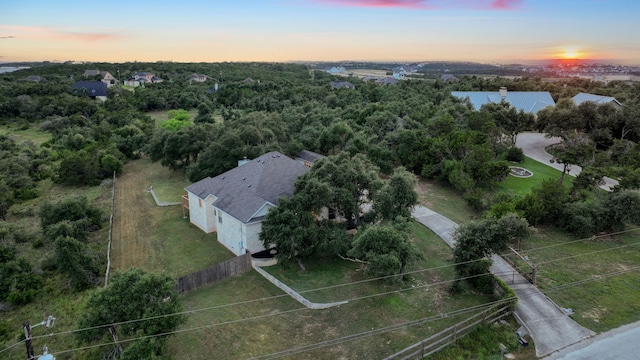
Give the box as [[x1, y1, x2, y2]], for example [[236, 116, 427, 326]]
[[313, 0, 431, 8], [311, 0, 523, 9], [488, 0, 522, 10]]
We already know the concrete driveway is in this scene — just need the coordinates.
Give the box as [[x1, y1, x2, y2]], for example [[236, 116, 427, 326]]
[[413, 204, 595, 358], [515, 132, 619, 191]]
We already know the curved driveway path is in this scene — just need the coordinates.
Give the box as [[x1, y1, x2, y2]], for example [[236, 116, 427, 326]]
[[516, 132, 619, 191], [412, 206, 595, 357]]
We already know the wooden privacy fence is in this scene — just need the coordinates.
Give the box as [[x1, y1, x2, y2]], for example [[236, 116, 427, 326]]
[[383, 305, 512, 360], [175, 253, 253, 294]]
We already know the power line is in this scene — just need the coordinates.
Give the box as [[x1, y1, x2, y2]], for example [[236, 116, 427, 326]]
[[252, 266, 640, 359], [44, 265, 640, 359], [4, 228, 639, 355], [13, 231, 640, 348]]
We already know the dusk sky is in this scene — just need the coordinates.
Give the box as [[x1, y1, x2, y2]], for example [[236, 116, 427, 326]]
[[1, 0, 639, 64]]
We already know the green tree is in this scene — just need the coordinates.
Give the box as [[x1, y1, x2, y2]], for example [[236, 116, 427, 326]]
[[259, 196, 324, 269], [348, 223, 420, 279], [54, 236, 97, 290], [374, 167, 419, 221], [296, 152, 383, 228], [453, 214, 530, 291], [77, 268, 185, 359]]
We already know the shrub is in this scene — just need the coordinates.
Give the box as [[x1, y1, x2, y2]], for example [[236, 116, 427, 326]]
[[505, 146, 525, 163]]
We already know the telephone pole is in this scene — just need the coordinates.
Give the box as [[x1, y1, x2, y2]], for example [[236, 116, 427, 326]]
[[22, 316, 56, 360], [23, 321, 35, 360]]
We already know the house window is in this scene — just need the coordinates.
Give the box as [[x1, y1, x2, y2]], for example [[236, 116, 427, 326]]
[[328, 208, 336, 220], [199, 199, 203, 207], [218, 215, 223, 224]]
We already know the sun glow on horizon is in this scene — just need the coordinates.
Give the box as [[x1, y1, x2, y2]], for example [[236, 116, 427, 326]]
[[559, 46, 584, 59]]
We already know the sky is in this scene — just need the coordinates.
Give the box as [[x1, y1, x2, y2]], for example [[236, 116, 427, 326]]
[[1, 0, 639, 65]]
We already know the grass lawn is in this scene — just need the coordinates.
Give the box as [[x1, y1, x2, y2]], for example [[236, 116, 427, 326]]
[[0, 123, 52, 145], [518, 225, 640, 333], [167, 220, 504, 359], [147, 110, 198, 128], [111, 158, 234, 277], [494, 156, 573, 196], [416, 178, 479, 224]]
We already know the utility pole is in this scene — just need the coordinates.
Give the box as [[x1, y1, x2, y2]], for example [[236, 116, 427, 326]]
[[23, 316, 56, 360], [23, 321, 35, 360]]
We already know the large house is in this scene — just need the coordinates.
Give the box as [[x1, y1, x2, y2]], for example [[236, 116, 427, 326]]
[[70, 81, 108, 101], [451, 87, 555, 114], [572, 93, 622, 110], [124, 72, 164, 87], [184, 152, 310, 256], [83, 70, 117, 87]]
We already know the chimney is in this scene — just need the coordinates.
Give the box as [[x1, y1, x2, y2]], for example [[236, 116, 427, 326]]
[[499, 87, 507, 98]]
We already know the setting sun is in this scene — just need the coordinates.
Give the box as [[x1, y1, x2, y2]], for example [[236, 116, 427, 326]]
[[560, 46, 583, 59]]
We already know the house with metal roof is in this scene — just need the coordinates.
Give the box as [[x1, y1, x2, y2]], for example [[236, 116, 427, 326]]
[[451, 87, 555, 114], [184, 151, 310, 256], [572, 93, 622, 109]]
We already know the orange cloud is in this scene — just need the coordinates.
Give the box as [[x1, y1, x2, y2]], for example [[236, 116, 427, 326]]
[[0, 25, 125, 42]]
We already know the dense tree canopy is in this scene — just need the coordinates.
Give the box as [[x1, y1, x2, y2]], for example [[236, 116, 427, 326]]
[[77, 268, 185, 359]]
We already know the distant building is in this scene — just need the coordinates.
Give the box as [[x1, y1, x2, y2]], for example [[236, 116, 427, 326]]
[[440, 74, 459, 81], [188, 73, 208, 82], [82, 70, 117, 87], [451, 87, 555, 114], [24, 75, 46, 83], [329, 81, 355, 89], [572, 93, 622, 109], [325, 66, 347, 74], [376, 77, 398, 85], [124, 72, 164, 87], [70, 81, 108, 101]]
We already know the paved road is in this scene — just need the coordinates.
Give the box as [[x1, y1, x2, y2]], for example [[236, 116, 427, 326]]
[[544, 320, 640, 360], [412, 206, 595, 357], [515, 132, 619, 191]]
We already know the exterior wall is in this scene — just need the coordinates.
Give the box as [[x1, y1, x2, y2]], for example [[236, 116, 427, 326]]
[[216, 209, 245, 256], [187, 192, 217, 233], [244, 221, 265, 254]]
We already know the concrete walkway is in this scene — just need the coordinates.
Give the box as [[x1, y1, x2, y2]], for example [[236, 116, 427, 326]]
[[252, 263, 348, 310], [144, 186, 182, 206], [412, 205, 595, 357], [516, 132, 619, 191]]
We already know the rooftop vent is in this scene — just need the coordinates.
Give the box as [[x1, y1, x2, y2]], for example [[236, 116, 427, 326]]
[[242, 177, 246, 180]]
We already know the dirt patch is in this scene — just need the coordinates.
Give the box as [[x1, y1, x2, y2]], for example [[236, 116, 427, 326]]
[[581, 306, 609, 322]]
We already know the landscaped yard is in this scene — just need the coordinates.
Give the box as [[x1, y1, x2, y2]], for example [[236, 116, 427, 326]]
[[495, 156, 574, 196], [167, 220, 511, 359]]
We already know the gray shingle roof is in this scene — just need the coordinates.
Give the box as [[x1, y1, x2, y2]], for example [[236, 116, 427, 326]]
[[451, 90, 555, 114], [70, 81, 108, 97], [185, 151, 310, 223], [295, 150, 325, 163], [572, 93, 622, 107]]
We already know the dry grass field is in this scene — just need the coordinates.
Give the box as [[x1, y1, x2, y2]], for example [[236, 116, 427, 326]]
[[349, 69, 389, 79], [111, 158, 233, 277]]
